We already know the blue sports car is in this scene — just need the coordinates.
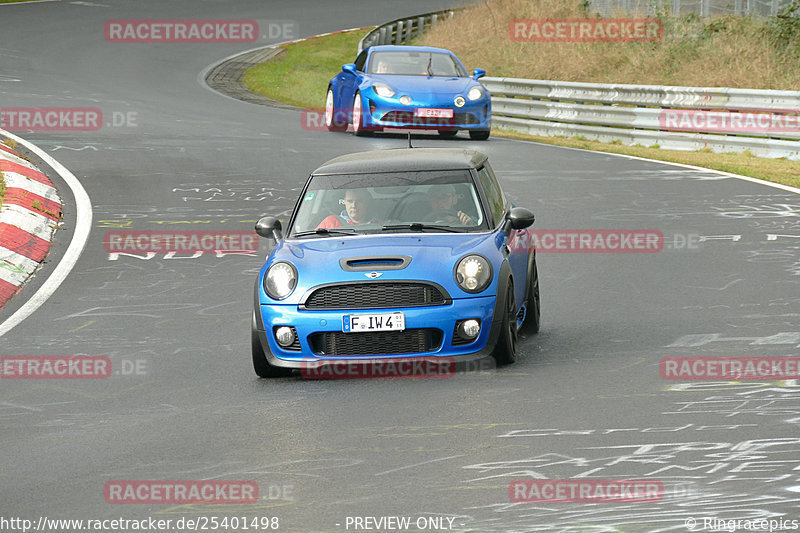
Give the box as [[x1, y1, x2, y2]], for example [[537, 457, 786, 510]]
[[251, 147, 539, 378], [324, 45, 492, 139]]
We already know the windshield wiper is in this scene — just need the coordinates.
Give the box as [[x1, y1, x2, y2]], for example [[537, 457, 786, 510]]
[[381, 223, 462, 233], [426, 55, 433, 77], [293, 228, 357, 238]]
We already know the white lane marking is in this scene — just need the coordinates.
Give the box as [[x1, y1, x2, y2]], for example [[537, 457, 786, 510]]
[[0, 129, 93, 338], [374, 454, 466, 476], [500, 137, 800, 195]]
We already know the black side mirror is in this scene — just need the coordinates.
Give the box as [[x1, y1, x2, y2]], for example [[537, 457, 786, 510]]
[[342, 63, 357, 76], [507, 207, 535, 231], [255, 216, 283, 241]]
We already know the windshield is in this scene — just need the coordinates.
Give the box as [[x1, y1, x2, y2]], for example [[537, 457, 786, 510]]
[[290, 170, 486, 236], [367, 51, 467, 77]]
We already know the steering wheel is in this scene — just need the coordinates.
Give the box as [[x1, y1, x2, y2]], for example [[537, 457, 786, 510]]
[[424, 209, 460, 224]]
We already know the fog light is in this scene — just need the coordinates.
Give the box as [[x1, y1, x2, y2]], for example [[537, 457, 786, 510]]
[[400, 95, 412, 105], [275, 326, 295, 347], [459, 319, 481, 339]]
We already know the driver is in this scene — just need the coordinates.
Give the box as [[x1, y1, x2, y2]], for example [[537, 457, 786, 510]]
[[376, 60, 393, 74], [317, 188, 378, 228], [428, 185, 473, 225]]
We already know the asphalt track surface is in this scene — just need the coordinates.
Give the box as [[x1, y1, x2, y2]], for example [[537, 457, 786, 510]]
[[1, 1, 799, 532]]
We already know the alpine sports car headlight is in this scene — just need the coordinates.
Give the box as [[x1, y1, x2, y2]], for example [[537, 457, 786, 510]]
[[467, 86, 484, 101], [373, 82, 395, 98], [264, 262, 297, 300], [455, 255, 492, 293]]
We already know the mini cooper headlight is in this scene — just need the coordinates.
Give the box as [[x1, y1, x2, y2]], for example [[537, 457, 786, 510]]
[[264, 262, 297, 300], [467, 87, 484, 101], [373, 82, 395, 98], [455, 255, 492, 293]]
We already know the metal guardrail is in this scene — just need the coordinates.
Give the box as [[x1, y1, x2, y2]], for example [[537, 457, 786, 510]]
[[361, 9, 800, 160], [483, 77, 800, 159], [589, 0, 793, 17], [358, 9, 458, 52]]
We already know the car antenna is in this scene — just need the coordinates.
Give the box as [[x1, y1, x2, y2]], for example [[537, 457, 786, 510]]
[[407, 132, 413, 148]]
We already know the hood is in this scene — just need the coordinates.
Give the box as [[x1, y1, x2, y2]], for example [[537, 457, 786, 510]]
[[369, 74, 477, 99]]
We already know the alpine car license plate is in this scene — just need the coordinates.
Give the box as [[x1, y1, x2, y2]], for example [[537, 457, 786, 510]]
[[414, 108, 454, 118], [343, 312, 405, 333]]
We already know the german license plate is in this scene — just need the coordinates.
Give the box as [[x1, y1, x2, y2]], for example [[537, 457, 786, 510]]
[[414, 108, 453, 118], [343, 312, 405, 333]]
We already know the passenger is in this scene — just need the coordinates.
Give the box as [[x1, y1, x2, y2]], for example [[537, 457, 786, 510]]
[[427, 185, 474, 225]]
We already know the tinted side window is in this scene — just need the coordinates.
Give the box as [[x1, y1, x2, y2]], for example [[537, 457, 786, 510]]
[[476, 165, 505, 226], [354, 50, 368, 72]]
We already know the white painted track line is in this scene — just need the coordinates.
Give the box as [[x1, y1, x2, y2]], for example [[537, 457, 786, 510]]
[[0, 129, 93, 338]]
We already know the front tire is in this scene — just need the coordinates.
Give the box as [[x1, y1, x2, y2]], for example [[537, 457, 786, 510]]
[[438, 129, 458, 138], [491, 281, 518, 366], [252, 313, 292, 378], [325, 87, 346, 131], [522, 261, 540, 334], [469, 129, 490, 140], [352, 92, 371, 137]]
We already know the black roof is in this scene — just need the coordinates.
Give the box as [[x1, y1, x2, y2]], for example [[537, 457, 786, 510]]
[[312, 148, 489, 176]]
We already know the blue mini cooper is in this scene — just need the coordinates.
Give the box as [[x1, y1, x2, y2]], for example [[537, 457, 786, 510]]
[[324, 45, 491, 139], [252, 148, 539, 378]]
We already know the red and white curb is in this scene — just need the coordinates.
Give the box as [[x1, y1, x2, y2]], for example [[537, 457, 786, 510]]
[[0, 143, 62, 308]]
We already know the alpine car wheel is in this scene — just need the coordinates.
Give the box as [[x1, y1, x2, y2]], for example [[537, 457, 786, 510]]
[[352, 91, 370, 137], [252, 313, 292, 378], [491, 281, 518, 365], [325, 88, 346, 131]]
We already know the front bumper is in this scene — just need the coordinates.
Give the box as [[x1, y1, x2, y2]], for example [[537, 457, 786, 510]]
[[254, 295, 502, 368], [361, 91, 491, 131]]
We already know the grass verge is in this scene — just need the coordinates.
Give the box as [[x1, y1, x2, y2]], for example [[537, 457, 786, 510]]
[[243, 23, 800, 190], [0, 139, 11, 206], [243, 28, 369, 109], [420, 0, 800, 89]]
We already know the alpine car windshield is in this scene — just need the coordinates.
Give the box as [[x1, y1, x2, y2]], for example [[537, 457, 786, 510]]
[[290, 170, 486, 237], [367, 51, 467, 77]]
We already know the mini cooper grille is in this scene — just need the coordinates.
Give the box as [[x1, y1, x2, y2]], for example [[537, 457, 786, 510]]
[[309, 329, 443, 356], [304, 283, 446, 310]]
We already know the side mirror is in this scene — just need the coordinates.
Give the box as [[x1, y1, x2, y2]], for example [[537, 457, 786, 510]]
[[255, 216, 283, 241], [473, 68, 486, 80], [342, 63, 357, 76], [508, 207, 535, 230]]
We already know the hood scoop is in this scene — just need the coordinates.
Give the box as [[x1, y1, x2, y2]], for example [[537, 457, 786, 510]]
[[340, 255, 411, 271]]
